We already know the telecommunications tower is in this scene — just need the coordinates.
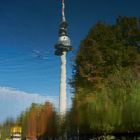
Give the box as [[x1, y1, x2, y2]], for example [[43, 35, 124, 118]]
[[54, 0, 72, 115]]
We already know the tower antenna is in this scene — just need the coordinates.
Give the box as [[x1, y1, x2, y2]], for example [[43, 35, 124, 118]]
[[62, 0, 66, 21]]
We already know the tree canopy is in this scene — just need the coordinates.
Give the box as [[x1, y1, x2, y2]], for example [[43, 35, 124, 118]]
[[70, 16, 140, 134]]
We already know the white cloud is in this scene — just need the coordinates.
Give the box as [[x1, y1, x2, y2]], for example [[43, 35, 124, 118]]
[[0, 87, 58, 123]]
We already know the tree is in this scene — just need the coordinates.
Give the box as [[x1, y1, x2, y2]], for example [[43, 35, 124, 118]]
[[0, 118, 15, 140], [70, 16, 140, 134]]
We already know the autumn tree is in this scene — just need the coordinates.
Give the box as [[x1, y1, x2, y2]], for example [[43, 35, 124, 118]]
[[18, 102, 58, 139]]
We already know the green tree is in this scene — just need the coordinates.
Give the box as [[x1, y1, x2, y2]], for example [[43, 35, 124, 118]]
[[0, 118, 15, 140]]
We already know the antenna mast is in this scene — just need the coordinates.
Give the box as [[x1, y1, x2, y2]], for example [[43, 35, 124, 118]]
[[62, 0, 66, 21]]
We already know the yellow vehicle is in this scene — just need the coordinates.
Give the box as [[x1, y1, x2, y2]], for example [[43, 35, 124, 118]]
[[10, 126, 22, 140]]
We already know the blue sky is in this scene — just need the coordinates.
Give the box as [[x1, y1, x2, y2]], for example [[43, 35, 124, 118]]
[[0, 0, 140, 122]]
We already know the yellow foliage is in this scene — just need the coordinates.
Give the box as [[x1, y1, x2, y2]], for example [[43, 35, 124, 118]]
[[11, 126, 22, 134]]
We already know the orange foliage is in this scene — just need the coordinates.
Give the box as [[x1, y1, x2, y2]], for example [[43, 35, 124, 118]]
[[26, 102, 55, 139]]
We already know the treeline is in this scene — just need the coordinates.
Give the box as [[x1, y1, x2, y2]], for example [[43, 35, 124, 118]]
[[0, 16, 140, 139], [0, 102, 58, 139]]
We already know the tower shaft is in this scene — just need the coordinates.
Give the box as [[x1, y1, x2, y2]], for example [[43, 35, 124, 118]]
[[59, 51, 67, 115]]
